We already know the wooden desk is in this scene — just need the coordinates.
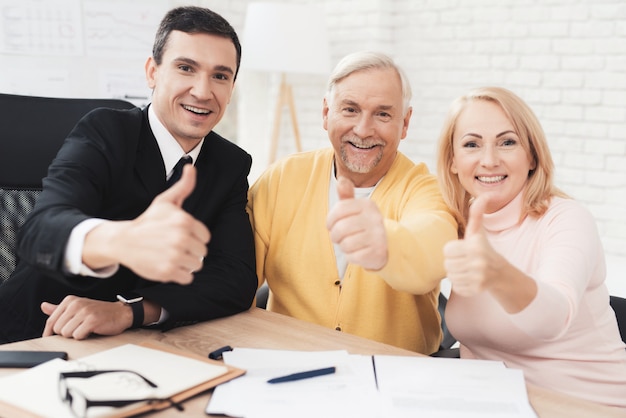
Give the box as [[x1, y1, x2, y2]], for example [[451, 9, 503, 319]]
[[1, 308, 624, 418]]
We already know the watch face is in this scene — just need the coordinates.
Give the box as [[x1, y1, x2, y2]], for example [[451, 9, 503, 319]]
[[117, 294, 144, 304]]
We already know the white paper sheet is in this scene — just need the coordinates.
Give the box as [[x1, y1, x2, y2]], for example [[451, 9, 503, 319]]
[[207, 348, 382, 418], [374, 355, 537, 418], [208, 349, 537, 418]]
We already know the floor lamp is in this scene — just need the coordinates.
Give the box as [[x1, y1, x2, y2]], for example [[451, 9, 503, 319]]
[[269, 73, 302, 165], [242, 2, 331, 165]]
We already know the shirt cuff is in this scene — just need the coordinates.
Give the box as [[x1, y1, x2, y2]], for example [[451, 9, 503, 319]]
[[63, 218, 119, 277], [145, 308, 170, 326]]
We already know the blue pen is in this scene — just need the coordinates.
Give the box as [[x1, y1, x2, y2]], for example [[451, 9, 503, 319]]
[[267, 366, 336, 384]]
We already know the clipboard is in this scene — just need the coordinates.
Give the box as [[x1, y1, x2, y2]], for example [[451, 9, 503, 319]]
[[0, 341, 246, 418], [125, 341, 245, 416]]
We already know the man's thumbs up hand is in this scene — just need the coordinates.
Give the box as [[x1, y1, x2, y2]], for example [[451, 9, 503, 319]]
[[336, 175, 355, 200], [109, 164, 209, 284], [155, 163, 196, 208], [326, 176, 388, 271]]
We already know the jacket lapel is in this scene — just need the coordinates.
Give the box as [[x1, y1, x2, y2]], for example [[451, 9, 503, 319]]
[[182, 133, 214, 212], [134, 107, 166, 199]]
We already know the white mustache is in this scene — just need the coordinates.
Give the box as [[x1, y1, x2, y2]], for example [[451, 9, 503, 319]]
[[342, 136, 384, 148]]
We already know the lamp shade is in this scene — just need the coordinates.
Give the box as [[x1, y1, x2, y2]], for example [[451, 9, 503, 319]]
[[242, 2, 331, 75]]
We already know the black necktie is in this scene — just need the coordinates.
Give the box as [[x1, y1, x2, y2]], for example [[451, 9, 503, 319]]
[[166, 155, 192, 187]]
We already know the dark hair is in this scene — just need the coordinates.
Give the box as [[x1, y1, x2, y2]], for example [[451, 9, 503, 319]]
[[152, 6, 242, 80]]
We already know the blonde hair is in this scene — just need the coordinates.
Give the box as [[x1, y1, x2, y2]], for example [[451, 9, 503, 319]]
[[436, 86, 567, 237]]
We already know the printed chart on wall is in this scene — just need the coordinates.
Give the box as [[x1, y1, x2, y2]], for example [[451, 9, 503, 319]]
[[0, 0, 167, 56], [83, 0, 169, 105], [0, 0, 83, 56], [83, 0, 168, 58], [0, 0, 166, 104]]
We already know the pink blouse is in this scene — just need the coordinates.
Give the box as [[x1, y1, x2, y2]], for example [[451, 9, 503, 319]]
[[446, 192, 626, 409]]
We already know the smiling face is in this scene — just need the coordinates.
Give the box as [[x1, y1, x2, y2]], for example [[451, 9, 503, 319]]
[[323, 67, 411, 187], [145, 30, 237, 152], [451, 99, 536, 214]]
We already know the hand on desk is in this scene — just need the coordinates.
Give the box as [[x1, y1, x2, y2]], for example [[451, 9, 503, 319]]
[[41, 296, 137, 339], [83, 164, 211, 285], [326, 176, 388, 271]]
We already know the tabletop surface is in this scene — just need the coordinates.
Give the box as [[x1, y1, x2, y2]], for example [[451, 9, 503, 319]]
[[0, 308, 624, 418]]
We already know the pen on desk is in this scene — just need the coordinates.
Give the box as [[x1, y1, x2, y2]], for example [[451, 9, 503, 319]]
[[267, 366, 336, 384], [371, 355, 379, 390]]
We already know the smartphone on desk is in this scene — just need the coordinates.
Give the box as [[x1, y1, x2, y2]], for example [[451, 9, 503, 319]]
[[0, 350, 68, 368]]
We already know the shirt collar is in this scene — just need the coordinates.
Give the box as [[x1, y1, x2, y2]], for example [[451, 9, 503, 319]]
[[330, 159, 381, 198], [482, 190, 525, 233], [148, 104, 203, 176]]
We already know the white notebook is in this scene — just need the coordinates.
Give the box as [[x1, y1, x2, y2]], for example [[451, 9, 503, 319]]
[[0, 343, 233, 418]]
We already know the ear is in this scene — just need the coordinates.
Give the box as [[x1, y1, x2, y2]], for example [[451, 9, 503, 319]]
[[400, 106, 412, 140], [451, 157, 458, 174], [145, 57, 157, 89], [322, 97, 330, 131]]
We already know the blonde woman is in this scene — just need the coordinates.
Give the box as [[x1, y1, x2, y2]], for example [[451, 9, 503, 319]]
[[437, 86, 626, 408]]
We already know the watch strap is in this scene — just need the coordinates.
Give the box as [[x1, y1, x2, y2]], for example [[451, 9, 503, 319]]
[[128, 299, 144, 329], [117, 294, 144, 329]]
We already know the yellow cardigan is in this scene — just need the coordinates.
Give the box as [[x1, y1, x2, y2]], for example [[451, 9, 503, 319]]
[[247, 148, 457, 353]]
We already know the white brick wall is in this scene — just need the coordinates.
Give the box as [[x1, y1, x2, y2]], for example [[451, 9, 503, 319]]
[[232, 0, 626, 295], [2, 0, 620, 292]]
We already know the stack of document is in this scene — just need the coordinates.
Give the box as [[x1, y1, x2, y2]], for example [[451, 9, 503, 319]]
[[207, 348, 537, 418]]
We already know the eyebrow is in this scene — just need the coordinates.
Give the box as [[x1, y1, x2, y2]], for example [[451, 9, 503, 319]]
[[173, 57, 234, 75], [339, 99, 395, 111], [213, 64, 235, 75], [340, 99, 359, 108], [461, 130, 516, 140]]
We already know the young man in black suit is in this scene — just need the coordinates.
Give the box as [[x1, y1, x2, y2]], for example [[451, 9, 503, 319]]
[[0, 6, 257, 343]]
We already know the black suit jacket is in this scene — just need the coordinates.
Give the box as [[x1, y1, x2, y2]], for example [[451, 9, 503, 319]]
[[0, 106, 257, 343]]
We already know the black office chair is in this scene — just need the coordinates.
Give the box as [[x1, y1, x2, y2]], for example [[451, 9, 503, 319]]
[[0, 93, 136, 283], [431, 293, 626, 357], [255, 283, 269, 309], [430, 293, 460, 358], [610, 295, 626, 344]]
